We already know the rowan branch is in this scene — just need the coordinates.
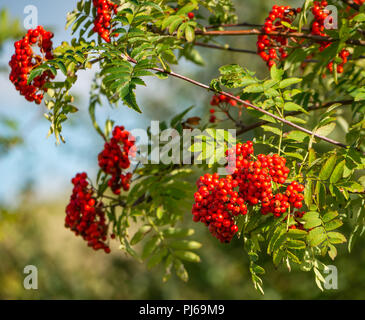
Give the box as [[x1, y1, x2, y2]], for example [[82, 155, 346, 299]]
[[204, 22, 264, 29], [196, 28, 365, 47], [340, 0, 361, 11], [120, 54, 352, 150], [236, 100, 354, 135], [194, 41, 257, 54], [194, 41, 365, 61]]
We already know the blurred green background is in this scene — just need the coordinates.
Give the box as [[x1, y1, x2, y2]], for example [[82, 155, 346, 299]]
[[1, 0, 365, 300]]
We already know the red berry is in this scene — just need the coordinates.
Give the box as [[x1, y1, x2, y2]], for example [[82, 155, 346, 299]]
[[187, 12, 195, 19]]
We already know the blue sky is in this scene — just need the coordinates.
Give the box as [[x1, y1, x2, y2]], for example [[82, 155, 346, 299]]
[[0, 1, 204, 206]]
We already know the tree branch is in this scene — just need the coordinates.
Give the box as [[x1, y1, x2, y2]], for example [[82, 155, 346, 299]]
[[194, 41, 257, 54], [121, 54, 352, 150], [340, 0, 361, 11], [196, 28, 365, 47], [194, 42, 365, 62], [236, 100, 354, 135], [205, 22, 264, 29]]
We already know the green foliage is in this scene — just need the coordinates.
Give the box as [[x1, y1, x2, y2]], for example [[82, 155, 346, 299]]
[[5, 0, 365, 294]]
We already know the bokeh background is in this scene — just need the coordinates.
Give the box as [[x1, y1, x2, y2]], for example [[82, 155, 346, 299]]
[[1, 0, 365, 299]]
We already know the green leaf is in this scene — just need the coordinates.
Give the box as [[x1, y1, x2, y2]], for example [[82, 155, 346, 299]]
[[286, 239, 306, 250], [307, 227, 327, 247], [352, 13, 365, 22], [173, 250, 201, 263], [286, 116, 306, 124], [176, 3, 198, 15], [325, 219, 343, 231], [174, 259, 189, 282], [143, 1, 164, 13], [147, 248, 168, 269], [328, 232, 347, 244], [315, 122, 336, 137], [27, 68, 44, 84], [287, 229, 308, 239], [285, 130, 310, 142], [322, 211, 339, 223], [330, 160, 345, 183], [262, 125, 282, 135], [185, 25, 195, 42], [123, 89, 142, 113], [169, 240, 202, 250], [304, 217, 322, 229], [285, 152, 303, 160], [252, 264, 265, 275], [319, 154, 337, 180], [243, 83, 264, 93], [284, 102, 308, 114], [142, 237, 161, 260], [168, 16, 184, 34], [279, 77, 302, 89], [270, 64, 283, 81], [130, 225, 152, 245], [308, 148, 316, 166], [328, 244, 337, 260], [57, 61, 68, 75]]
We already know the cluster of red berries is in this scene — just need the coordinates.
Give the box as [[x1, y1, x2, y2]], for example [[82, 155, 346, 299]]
[[192, 173, 247, 243], [229, 142, 304, 217], [354, 0, 365, 4], [9, 26, 54, 104], [210, 94, 238, 107], [261, 181, 304, 217], [311, 1, 330, 52], [257, 5, 300, 68], [327, 49, 350, 74], [98, 126, 136, 194], [187, 12, 195, 19], [65, 172, 111, 253], [92, 0, 118, 42], [209, 108, 217, 123], [192, 141, 306, 243], [209, 94, 240, 123], [311, 1, 350, 74]]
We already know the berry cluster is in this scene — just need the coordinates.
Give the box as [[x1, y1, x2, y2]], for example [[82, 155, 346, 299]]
[[311, 1, 330, 51], [65, 172, 110, 253], [327, 49, 350, 74], [261, 181, 304, 217], [257, 5, 300, 68], [209, 108, 217, 123], [210, 94, 238, 107], [209, 94, 242, 123], [192, 141, 305, 243], [9, 26, 54, 104], [98, 126, 136, 194], [192, 173, 247, 243], [92, 0, 118, 42], [311, 1, 350, 74]]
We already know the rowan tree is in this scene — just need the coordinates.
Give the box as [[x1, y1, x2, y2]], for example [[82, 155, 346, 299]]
[[7, 0, 365, 293]]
